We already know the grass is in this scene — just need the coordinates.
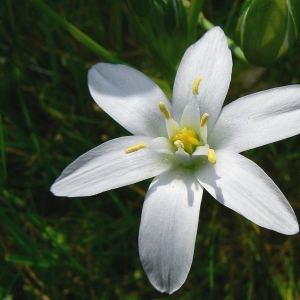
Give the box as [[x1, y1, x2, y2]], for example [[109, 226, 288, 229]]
[[1, 0, 300, 299]]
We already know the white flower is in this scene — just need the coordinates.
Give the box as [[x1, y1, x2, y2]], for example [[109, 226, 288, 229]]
[[51, 27, 300, 294]]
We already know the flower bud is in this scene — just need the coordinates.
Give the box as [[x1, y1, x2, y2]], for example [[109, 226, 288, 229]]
[[236, 0, 300, 66]]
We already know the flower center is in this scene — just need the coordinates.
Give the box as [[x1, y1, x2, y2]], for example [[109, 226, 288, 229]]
[[158, 100, 216, 165], [123, 93, 216, 165], [170, 127, 201, 155]]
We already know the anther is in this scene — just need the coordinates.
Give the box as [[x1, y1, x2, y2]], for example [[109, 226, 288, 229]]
[[207, 149, 216, 164], [159, 102, 171, 120], [192, 77, 202, 95], [125, 143, 147, 154], [200, 113, 209, 127]]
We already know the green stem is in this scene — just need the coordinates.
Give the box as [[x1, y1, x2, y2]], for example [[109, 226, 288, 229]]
[[182, 1, 247, 62], [29, 0, 125, 64]]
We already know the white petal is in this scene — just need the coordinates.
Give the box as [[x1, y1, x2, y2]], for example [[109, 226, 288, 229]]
[[172, 27, 232, 132], [180, 100, 200, 135], [192, 145, 210, 165], [192, 144, 209, 156], [88, 63, 171, 137], [139, 168, 203, 294], [165, 118, 180, 139], [175, 147, 192, 166], [149, 137, 175, 155], [51, 136, 178, 197], [209, 85, 300, 152], [195, 150, 299, 235]]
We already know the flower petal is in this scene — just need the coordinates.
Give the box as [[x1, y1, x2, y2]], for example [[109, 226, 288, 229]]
[[180, 100, 200, 134], [165, 118, 180, 139], [195, 149, 299, 235], [149, 137, 175, 155], [172, 27, 232, 132], [209, 85, 300, 152], [139, 168, 203, 294], [88, 63, 171, 137], [51, 136, 178, 197], [174, 147, 192, 166], [192, 144, 209, 157]]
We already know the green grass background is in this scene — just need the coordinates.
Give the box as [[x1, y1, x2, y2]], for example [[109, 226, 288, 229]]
[[1, 0, 300, 299]]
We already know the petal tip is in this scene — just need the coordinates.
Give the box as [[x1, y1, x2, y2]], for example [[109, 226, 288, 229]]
[[285, 221, 299, 235], [50, 181, 65, 197], [147, 276, 184, 295]]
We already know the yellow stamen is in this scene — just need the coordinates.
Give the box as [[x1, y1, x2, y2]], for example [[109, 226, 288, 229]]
[[192, 77, 202, 95], [125, 143, 146, 154], [171, 127, 201, 155], [159, 102, 171, 120], [207, 149, 216, 164], [200, 113, 209, 127]]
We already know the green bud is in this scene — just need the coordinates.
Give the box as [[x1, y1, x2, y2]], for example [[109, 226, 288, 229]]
[[236, 0, 300, 66]]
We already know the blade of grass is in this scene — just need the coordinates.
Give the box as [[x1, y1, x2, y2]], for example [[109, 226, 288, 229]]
[[18, 93, 41, 153], [28, 214, 86, 273], [187, 0, 203, 45], [109, 191, 139, 228], [247, 264, 254, 300], [0, 207, 38, 250], [29, 0, 125, 64], [42, 17, 60, 84], [5, 254, 56, 268], [208, 230, 216, 298], [0, 114, 7, 184], [224, 1, 238, 32]]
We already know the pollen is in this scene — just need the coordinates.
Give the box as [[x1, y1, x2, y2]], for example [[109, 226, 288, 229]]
[[192, 77, 202, 95], [159, 102, 171, 120], [125, 143, 147, 154], [207, 149, 216, 164], [171, 127, 201, 155], [200, 113, 209, 127]]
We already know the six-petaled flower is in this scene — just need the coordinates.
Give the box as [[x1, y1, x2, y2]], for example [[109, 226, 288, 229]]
[[51, 27, 300, 294]]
